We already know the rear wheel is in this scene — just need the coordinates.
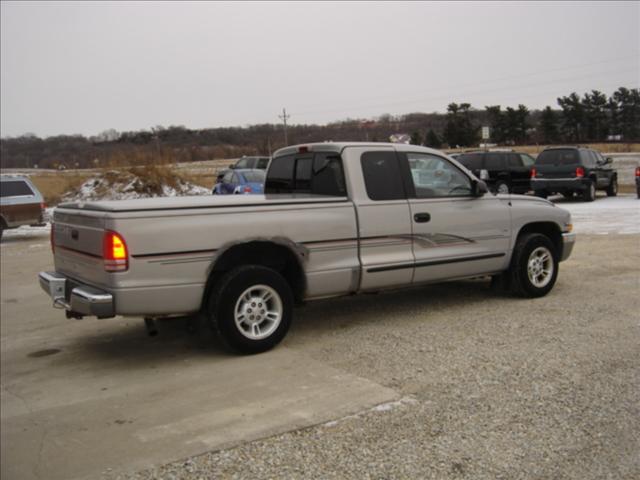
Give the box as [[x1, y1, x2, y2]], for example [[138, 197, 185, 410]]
[[509, 233, 558, 298], [209, 265, 293, 354], [583, 180, 596, 202], [606, 177, 618, 197]]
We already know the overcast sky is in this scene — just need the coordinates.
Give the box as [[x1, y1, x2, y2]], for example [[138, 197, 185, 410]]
[[1, 1, 638, 137]]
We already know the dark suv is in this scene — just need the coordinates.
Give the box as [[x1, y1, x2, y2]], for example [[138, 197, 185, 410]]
[[455, 151, 535, 194], [531, 147, 617, 202]]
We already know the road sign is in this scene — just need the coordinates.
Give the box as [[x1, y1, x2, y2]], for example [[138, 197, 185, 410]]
[[481, 126, 490, 140]]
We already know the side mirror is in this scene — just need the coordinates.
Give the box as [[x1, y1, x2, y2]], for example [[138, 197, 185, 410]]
[[472, 179, 488, 197], [228, 164, 236, 169], [605, 157, 613, 165]]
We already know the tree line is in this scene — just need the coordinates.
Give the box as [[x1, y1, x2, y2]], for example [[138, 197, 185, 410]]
[[1, 87, 637, 170]]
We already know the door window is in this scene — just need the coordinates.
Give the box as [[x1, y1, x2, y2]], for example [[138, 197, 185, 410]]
[[406, 153, 472, 198], [485, 153, 506, 170]]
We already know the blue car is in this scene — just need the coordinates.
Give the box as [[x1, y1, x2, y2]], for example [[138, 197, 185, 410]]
[[213, 169, 265, 195]]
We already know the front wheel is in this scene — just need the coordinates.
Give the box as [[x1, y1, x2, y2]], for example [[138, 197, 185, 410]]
[[509, 233, 559, 298], [209, 265, 293, 354]]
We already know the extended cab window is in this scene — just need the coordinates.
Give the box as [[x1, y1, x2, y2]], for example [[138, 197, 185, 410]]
[[361, 151, 405, 201], [1, 180, 35, 197], [407, 153, 472, 198], [265, 153, 346, 196]]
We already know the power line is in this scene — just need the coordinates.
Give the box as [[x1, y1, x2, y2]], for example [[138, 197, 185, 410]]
[[291, 67, 639, 119], [292, 54, 640, 117]]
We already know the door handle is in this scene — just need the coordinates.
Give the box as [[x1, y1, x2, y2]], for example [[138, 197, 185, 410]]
[[414, 213, 431, 223]]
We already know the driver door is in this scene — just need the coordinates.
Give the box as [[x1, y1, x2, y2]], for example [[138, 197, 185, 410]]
[[401, 152, 511, 284]]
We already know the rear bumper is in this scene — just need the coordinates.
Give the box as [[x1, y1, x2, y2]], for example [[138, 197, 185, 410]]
[[531, 178, 590, 192], [38, 271, 115, 319], [560, 232, 576, 262]]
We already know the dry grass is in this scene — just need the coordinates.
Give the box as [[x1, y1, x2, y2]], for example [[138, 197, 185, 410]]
[[28, 171, 92, 205]]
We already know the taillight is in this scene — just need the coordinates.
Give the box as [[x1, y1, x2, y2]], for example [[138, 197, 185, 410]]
[[40, 202, 47, 210], [103, 231, 128, 272], [635, 166, 640, 177], [243, 186, 252, 193], [576, 167, 585, 178], [530, 168, 536, 178], [50, 223, 55, 253]]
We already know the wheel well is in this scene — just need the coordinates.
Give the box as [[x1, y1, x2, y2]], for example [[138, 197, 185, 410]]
[[202, 241, 306, 310], [517, 222, 562, 257], [0, 215, 7, 228]]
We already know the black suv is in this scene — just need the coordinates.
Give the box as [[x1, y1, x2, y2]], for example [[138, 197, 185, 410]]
[[455, 151, 535, 194], [531, 147, 617, 202]]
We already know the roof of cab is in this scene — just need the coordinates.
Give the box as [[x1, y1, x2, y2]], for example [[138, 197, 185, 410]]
[[273, 142, 447, 158]]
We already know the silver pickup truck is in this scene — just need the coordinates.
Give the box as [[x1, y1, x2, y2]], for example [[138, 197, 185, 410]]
[[40, 143, 575, 353]]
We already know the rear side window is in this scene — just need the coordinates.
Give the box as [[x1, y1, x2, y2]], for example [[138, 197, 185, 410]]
[[1, 180, 34, 197], [536, 149, 580, 165], [485, 153, 506, 170], [520, 154, 535, 167], [508, 154, 523, 167], [457, 153, 483, 170], [361, 151, 405, 201], [265, 153, 346, 196]]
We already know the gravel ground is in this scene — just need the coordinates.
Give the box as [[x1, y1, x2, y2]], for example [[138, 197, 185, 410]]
[[115, 233, 640, 480]]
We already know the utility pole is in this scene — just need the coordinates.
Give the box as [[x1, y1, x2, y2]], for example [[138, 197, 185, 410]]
[[279, 108, 290, 146]]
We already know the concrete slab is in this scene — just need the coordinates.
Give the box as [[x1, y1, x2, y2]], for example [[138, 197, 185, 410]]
[[1, 237, 397, 480]]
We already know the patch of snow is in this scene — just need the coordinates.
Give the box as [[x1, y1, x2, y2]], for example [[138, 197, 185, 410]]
[[1, 224, 51, 243], [551, 194, 640, 235]]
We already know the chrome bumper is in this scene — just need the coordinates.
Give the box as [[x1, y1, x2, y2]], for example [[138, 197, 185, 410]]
[[38, 271, 115, 319], [560, 232, 576, 262]]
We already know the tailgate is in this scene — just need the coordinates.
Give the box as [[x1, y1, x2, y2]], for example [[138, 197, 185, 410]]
[[535, 149, 581, 178], [53, 209, 109, 287]]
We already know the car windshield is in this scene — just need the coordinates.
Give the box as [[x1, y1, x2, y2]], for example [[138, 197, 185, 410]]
[[241, 171, 265, 183], [536, 149, 580, 165]]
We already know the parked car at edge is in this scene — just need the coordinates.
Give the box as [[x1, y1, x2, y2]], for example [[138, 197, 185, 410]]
[[230, 156, 270, 170], [212, 169, 265, 195], [531, 147, 617, 201], [456, 150, 536, 194], [635, 166, 640, 198], [1, 175, 46, 239], [39, 142, 575, 354]]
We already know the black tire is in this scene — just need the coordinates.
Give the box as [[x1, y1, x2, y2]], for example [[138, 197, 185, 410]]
[[606, 177, 618, 197], [509, 233, 559, 298], [209, 265, 293, 354], [583, 180, 596, 202], [637, 185, 640, 199], [534, 190, 547, 199], [495, 181, 511, 195]]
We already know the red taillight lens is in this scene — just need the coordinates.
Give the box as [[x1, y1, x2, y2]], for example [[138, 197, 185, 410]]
[[530, 168, 536, 178], [40, 202, 47, 210], [103, 231, 128, 272], [635, 167, 640, 177], [576, 167, 585, 178], [50, 223, 55, 253], [243, 186, 252, 193]]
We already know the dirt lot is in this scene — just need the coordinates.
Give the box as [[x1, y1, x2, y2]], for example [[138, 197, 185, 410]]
[[1, 193, 638, 479]]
